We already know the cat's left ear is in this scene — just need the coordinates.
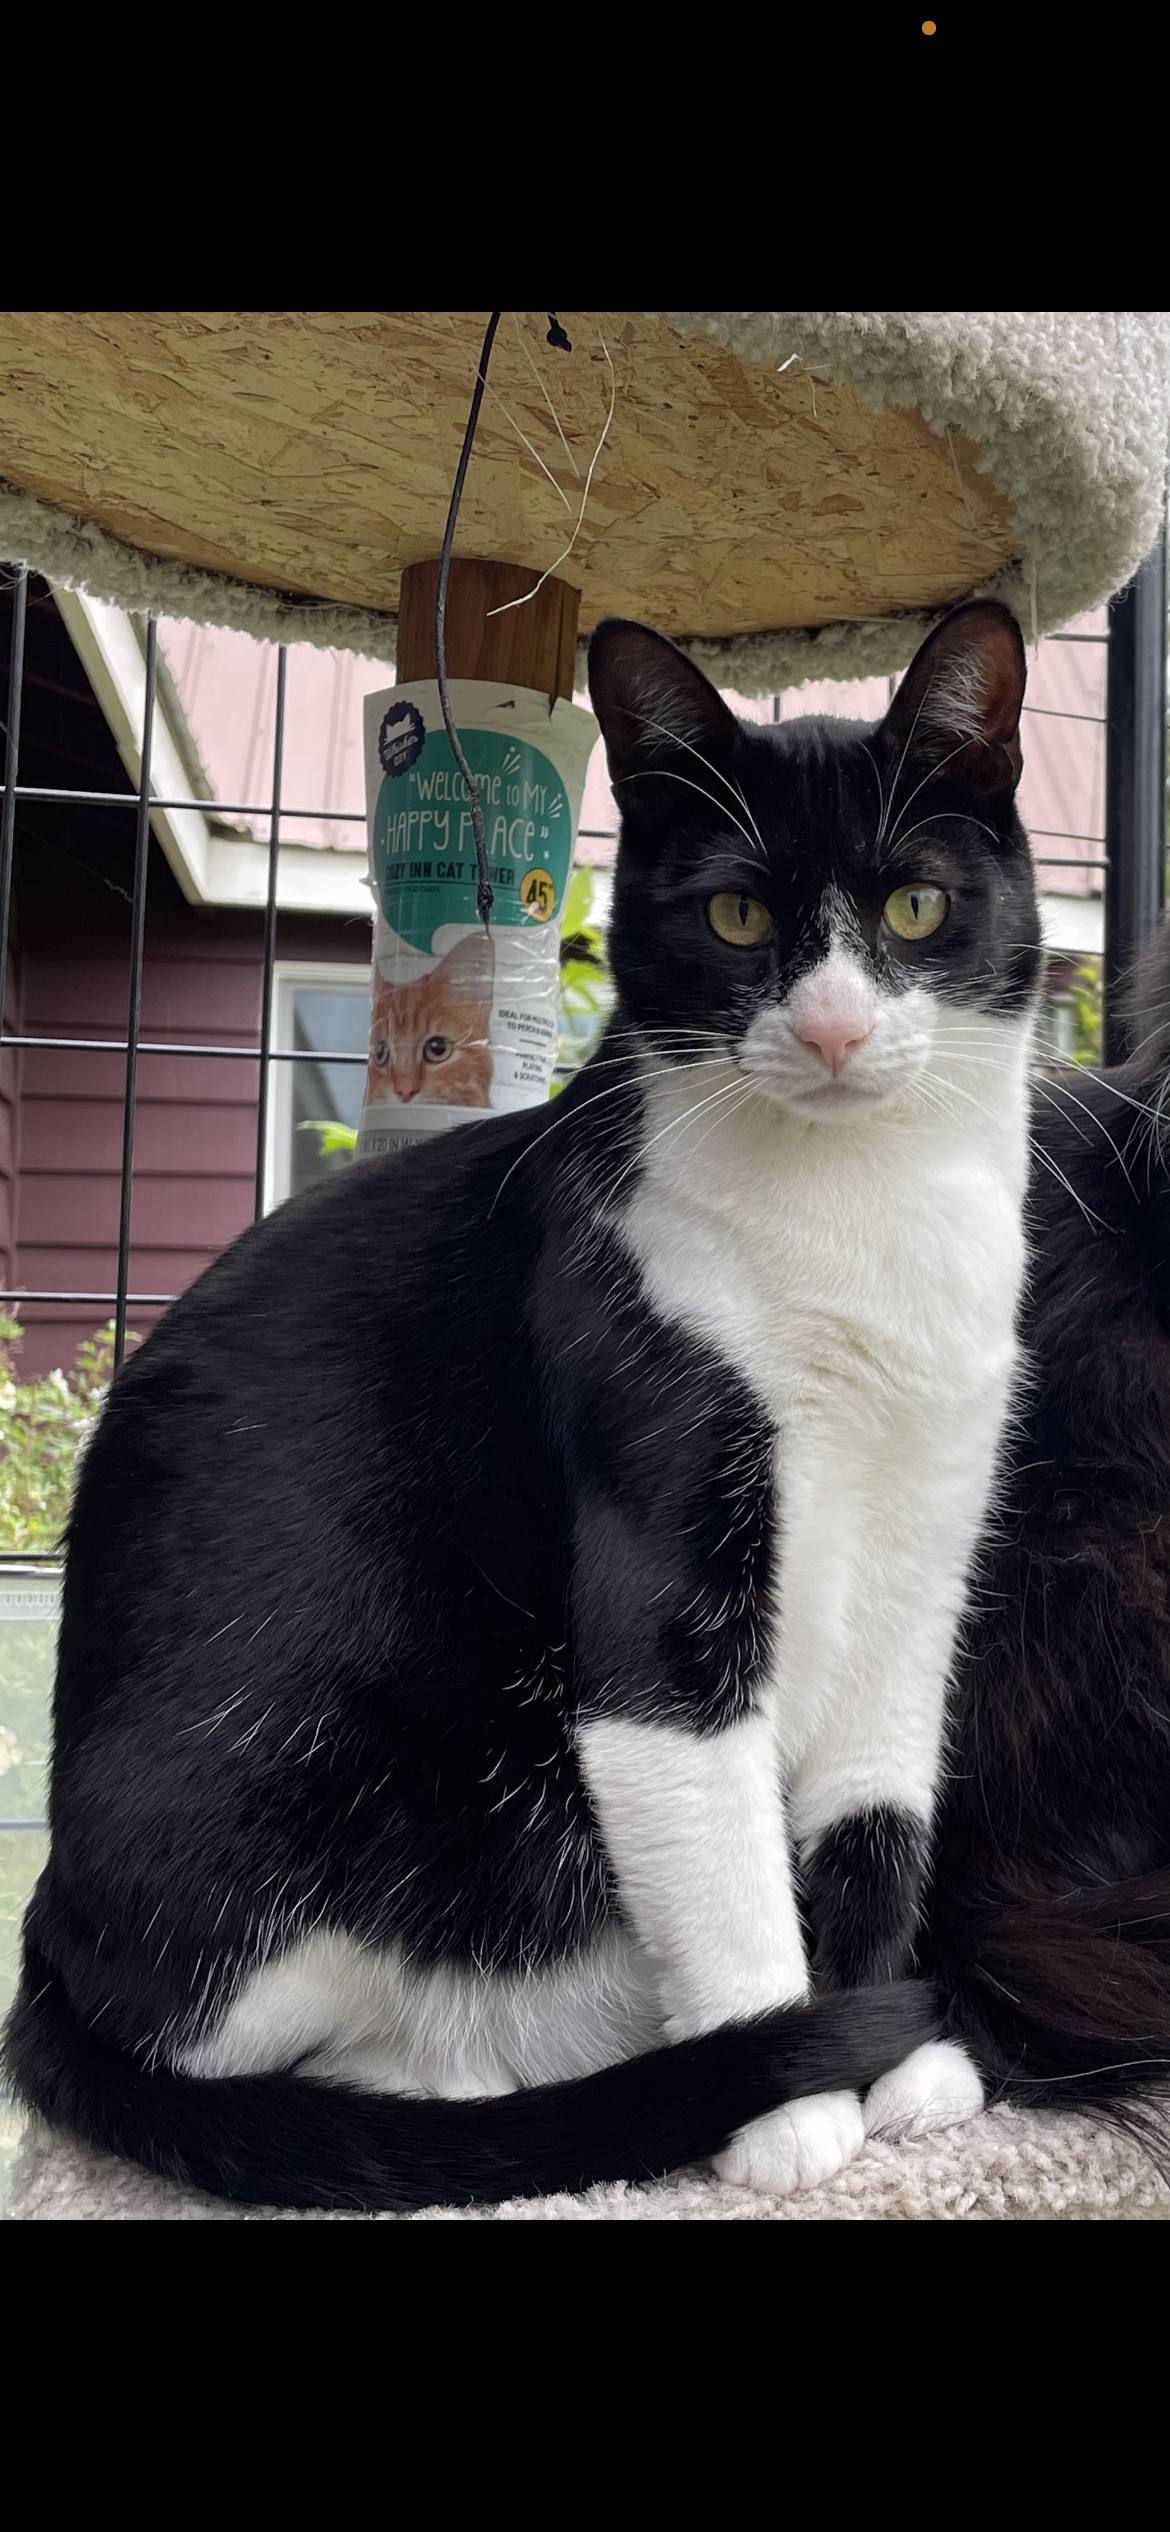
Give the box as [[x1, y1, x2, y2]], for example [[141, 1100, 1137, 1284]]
[[588, 618, 742, 794], [880, 601, 1026, 798]]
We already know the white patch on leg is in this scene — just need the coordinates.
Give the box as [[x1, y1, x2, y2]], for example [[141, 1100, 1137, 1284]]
[[576, 1711, 809, 2038], [863, 2039, 984, 2140], [715, 2090, 865, 2195]]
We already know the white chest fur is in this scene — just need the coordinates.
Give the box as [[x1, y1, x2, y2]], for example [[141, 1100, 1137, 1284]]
[[618, 1023, 1032, 1835]]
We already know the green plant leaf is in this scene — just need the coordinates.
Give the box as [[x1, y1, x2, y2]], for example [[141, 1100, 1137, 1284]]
[[561, 865, 594, 939], [0, 1318, 137, 1552], [297, 1120, 359, 1155]]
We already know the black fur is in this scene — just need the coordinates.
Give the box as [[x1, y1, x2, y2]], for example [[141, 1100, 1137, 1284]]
[[929, 921, 1170, 2129], [804, 1807, 928, 1990]]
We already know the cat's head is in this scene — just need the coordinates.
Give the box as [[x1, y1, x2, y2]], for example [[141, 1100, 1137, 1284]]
[[588, 604, 1041, 1122], [369, 933, 495, 1108]]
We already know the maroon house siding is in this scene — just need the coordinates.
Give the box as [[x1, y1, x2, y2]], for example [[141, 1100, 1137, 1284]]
[[11, 843, 369, 1376], [0, 574, 371, 1379]]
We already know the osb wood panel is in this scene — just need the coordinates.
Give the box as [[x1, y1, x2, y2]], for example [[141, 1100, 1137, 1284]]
[[0, 313, 1015, 639]]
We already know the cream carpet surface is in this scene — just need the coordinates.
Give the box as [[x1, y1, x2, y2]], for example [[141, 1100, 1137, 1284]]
[[8, 2103, 1168, 2221]]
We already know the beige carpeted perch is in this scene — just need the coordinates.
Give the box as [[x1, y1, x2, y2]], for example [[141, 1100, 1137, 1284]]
[[7, 2103, 1168, 2221], [0, 312, 1167, 691]]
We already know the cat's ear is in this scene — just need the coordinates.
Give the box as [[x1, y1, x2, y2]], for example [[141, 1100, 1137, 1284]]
[[879, 602, 1026, 798], [588, 619, 741, 796]]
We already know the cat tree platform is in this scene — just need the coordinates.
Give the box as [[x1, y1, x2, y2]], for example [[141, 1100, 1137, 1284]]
[[1, 312, 1168, 692], [7, 2101, 1168, 2222]]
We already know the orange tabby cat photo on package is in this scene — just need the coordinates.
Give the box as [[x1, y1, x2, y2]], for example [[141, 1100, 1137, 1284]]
[[367, 932, 495, 1111]]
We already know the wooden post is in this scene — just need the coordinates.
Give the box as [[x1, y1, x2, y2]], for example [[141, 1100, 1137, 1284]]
[[396, 559, 580, 705], [1103, 517, 1168, 1064]]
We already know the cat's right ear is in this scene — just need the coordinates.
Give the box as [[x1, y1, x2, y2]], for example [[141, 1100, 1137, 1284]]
[[879, 602, 1027, 799], [588, 619, 741, 798]]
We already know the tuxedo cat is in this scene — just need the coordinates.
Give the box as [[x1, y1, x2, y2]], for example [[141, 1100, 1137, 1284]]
[[5, 600, 1044, 2209]]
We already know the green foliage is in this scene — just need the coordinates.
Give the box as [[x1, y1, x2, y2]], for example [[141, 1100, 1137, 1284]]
[[1068, 958, 1103, 1066], [0, 1317, 135, 1554], [298, 1119, 358, 1156], [553, 865, 613, 1092]]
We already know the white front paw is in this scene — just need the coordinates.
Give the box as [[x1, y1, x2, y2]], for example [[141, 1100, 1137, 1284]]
[[863, 2040, 984, 2141], [714, 2090, 864, 2196]]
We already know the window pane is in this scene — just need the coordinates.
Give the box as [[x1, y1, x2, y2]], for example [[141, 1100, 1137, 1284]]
[[289, 985, 369, 1200]]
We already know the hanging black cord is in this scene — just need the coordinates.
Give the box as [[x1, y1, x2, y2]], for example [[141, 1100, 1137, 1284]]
[[434, 310, 502, 934]]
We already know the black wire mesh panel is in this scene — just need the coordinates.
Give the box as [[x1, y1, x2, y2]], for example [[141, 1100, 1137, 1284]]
[[0, 576, 370, 1365], [0, 573, 372, 1562]]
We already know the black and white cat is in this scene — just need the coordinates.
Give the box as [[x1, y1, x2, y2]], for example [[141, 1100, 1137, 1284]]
[[6, 600, 1047, 2209]]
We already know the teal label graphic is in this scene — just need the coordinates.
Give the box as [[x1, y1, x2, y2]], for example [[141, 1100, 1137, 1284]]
[[372, 726, 573, 947], [357, 681, 599, 1161]]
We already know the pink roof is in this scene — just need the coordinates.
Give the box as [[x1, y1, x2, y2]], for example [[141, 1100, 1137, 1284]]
[[160, 608, 1108, 899]]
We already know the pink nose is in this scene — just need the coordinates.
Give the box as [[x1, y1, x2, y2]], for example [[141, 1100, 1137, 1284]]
[[794, 1021, 872, 1078]]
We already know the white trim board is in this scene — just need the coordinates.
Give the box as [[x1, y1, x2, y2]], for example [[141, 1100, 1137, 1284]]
[[54, 588, 373, 918], [1039, 894, 1103, 958]]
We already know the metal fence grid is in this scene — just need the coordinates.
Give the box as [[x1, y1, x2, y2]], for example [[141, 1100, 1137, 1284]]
[[0, 579, 373, 1391]]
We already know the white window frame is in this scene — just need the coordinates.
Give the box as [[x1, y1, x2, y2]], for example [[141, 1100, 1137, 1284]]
[[263, 960, 372, 1215]]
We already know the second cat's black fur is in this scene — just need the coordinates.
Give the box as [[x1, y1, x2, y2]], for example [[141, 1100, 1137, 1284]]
[[930, 931, 1170, 2121]]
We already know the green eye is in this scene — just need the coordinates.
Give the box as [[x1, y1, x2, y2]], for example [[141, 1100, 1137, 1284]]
[[884, 884, 948, 941], [708, 891, 774, 948]]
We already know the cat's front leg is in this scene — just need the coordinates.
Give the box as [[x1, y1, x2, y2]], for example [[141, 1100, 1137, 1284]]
[[575, 1707, 809, 2038], [575, 1708, 869, 2195], [570, 1462, 882, 2197], [782, 1418, 998, 2148], [797, 1804, 983, 2145]]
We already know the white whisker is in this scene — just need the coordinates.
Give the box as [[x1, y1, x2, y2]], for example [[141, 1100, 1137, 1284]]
[[600, 1071, 748, 1211], [631, 713, 767, 858], [886, 731, 995, 855], [616, 766, 766, 864]]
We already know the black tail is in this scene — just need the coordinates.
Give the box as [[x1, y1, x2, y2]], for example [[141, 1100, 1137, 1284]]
[[4, 1956, 937, 2212], [937, 1875, 1170, 2141]]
